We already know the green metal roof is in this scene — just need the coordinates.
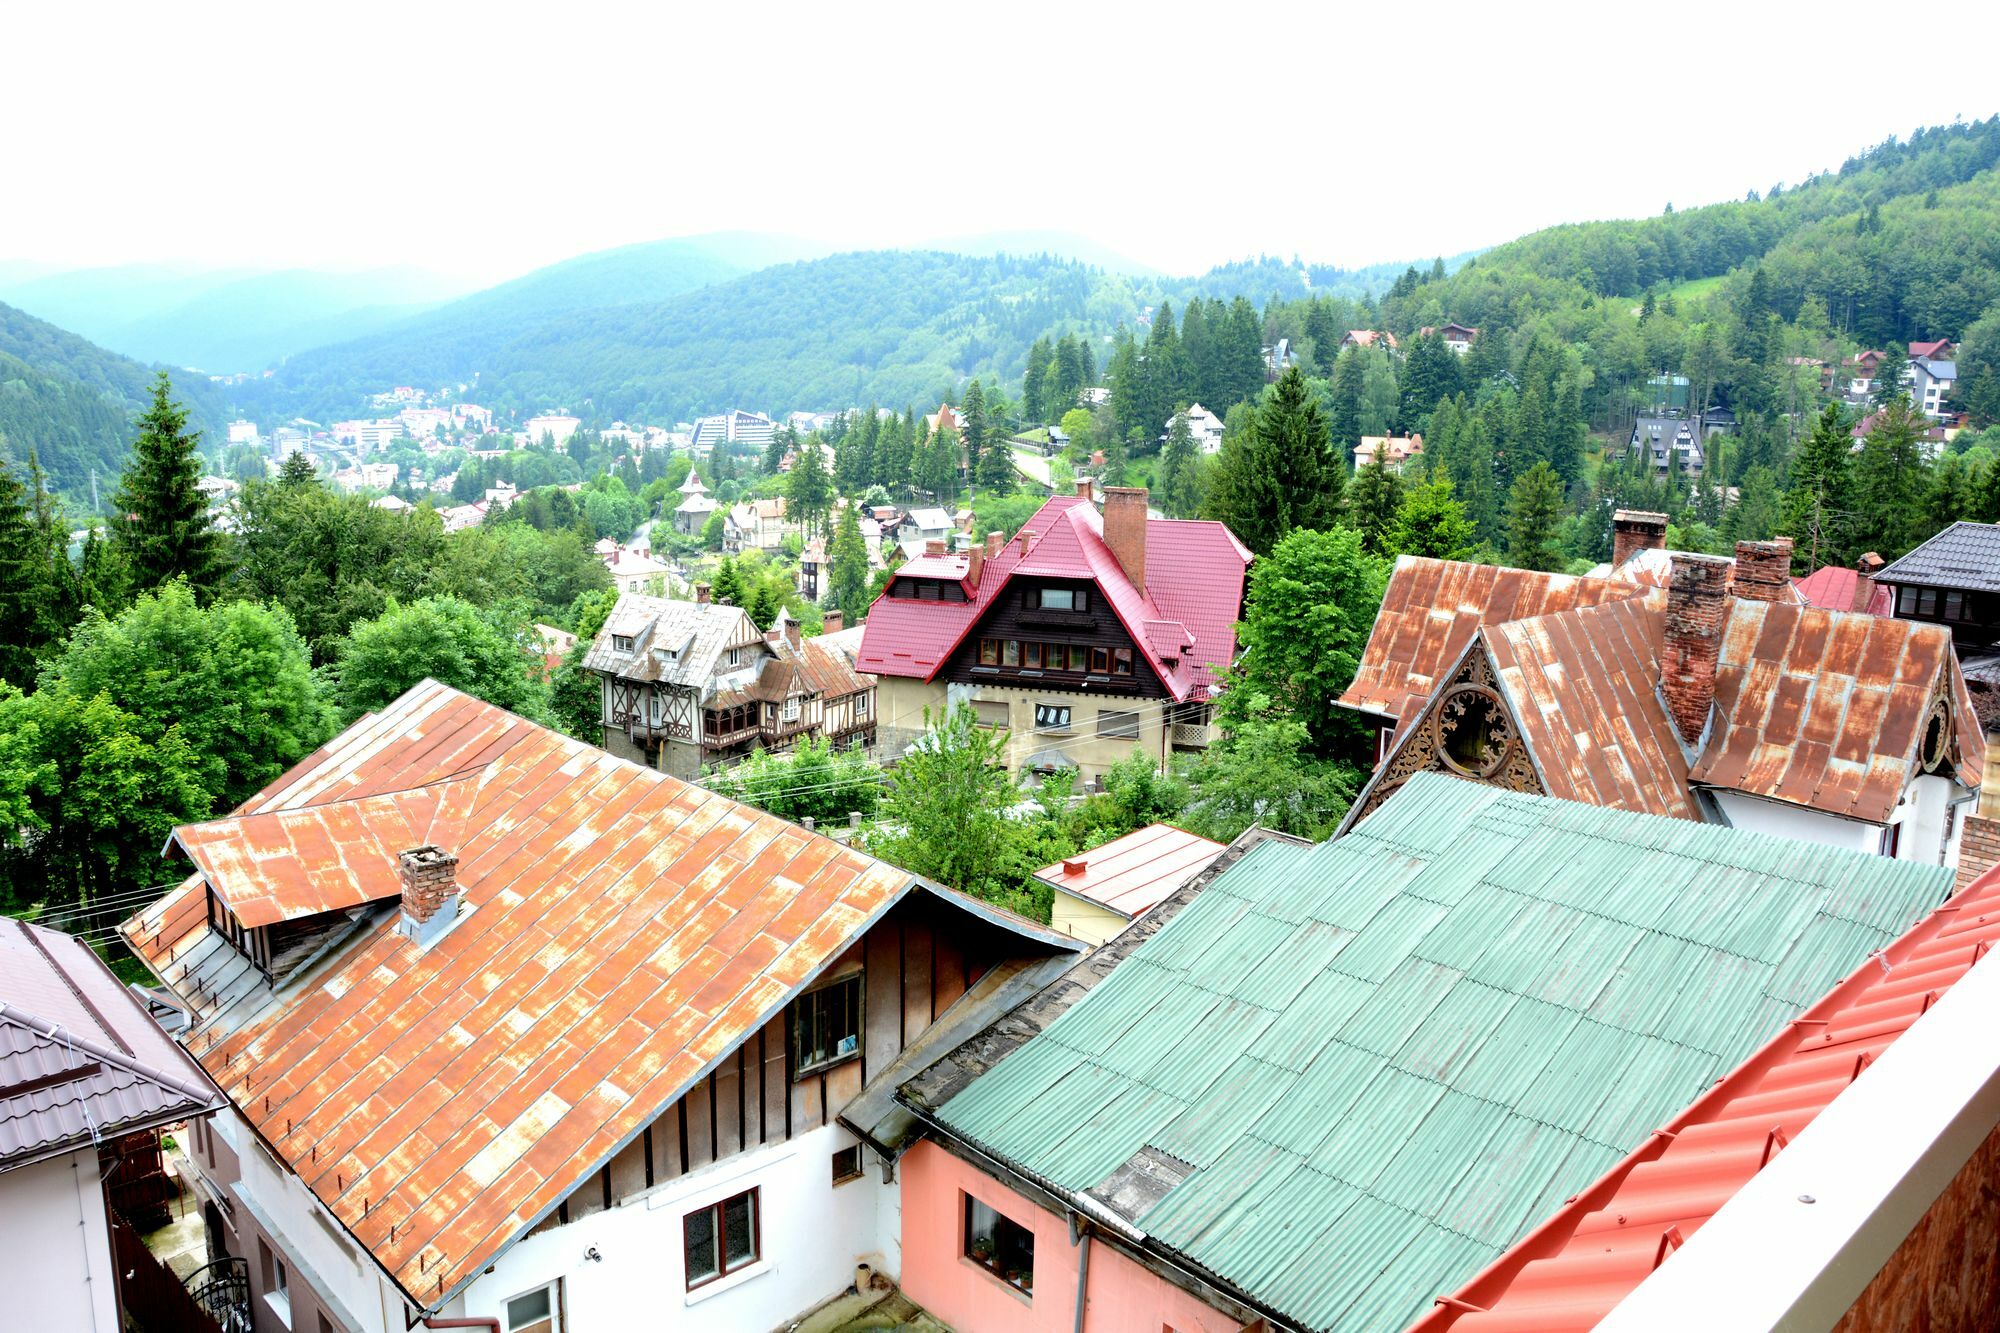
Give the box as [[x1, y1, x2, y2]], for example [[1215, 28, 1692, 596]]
[[931, 773, 1952, 1332]]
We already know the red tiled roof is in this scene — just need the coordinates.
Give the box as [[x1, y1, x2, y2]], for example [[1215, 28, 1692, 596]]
[[1339, 557, 1647, 725], [124, 681, 1071, 1311], [1033, 823, 1226, 920], [1792, 565, 1893, 616], [1416, 861, 2000, 1333], [854, 496, 1250, 701], [1909, 338, 1953, 359]]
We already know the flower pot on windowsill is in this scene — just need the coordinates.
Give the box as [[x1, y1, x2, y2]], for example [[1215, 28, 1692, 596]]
[[970, 1238, 995, 1263]]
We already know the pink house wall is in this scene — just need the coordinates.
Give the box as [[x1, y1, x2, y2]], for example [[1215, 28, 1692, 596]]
[[898, 1139, 1241, 1333]]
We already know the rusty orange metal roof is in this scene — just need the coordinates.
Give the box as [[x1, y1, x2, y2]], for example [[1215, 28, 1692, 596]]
[[123, 680, 1072, 1312], [1340, 557, 1646, 726], [1032, 823, 1226, 920], [1414, 860, 2000, 1333]]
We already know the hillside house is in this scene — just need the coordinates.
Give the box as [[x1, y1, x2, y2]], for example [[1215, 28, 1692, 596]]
[[1166, 403, 1227, 455], [1909, 337, 1957, 360], [1341, 329, 1399, 352], [893, 774, 1950, 1333], [1353, 433, 1425, 473], [1420, 321, 1480, 354], [603, 541, 671, 594], [895, 507, 955, 548], [121, 682, 1078, 1333], [857, 483, 1251, 783], [722, 497, 794, 554], [1337, 530, 1986, 867], [586, 590, 876, 777], [0, 918, 225, 1333], [1877, 520, 2000, 650], [1847, 349, 1885, 397], [1628, 413, 1704, 476], [1908, 355, 1958, 419]]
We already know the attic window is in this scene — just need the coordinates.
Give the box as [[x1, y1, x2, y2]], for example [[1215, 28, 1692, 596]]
[[612, 634, 635, 653], [1435, 684, 1512, 778], [1921, 701, 1951, 773]]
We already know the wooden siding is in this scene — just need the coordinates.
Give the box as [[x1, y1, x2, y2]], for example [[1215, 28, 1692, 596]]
[[528, 893, 1012, 1232], [937, 576, 1167, 700]]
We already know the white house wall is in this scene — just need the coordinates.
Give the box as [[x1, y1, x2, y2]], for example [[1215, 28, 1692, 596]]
[[1709, 792, 1881, 856], [0, 1151, 117, 1333], [458, 1123, 893, 1331]]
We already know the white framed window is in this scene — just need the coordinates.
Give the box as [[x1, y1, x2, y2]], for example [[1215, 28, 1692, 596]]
[[612, 634, 635, 653], [1035, 704, 1073, 732], [782, 698, 801, 723], [505, 1281, 562, 1333]]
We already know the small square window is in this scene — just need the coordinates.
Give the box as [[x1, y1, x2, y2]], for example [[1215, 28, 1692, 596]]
[[793, 973, 863, 1076], [505, 1282, 561, 1333], [1089, 647, 1110, 674], [612, 634, 635, 653], [685, 1189, 760, 1290], [963, 1194, 1034, 1295], [833, 1144, 865, 1185], [1037, 587, 1075, 611]]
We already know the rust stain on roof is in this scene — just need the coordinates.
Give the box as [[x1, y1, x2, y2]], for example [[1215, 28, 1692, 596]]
[[1417, 861, 2000, 1333], [121, 680, 941, 1309], [1342, 557, 1647, 725]]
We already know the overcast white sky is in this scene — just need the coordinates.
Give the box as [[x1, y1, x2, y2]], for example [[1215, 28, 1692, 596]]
[[11, 1, 1999, 285]]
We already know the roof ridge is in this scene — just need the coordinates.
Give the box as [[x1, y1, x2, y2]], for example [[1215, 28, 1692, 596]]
[[0, 1002, 220, 1109]]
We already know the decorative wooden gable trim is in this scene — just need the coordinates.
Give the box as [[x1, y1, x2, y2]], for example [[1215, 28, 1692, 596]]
[[1339, 639, 1544, 833]]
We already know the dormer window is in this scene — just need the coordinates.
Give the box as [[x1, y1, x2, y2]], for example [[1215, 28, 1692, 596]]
[[1028, 587, 1086, 612], [612, 634, 636, 653]]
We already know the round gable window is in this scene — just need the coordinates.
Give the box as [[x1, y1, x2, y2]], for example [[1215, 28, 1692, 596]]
[[1435, 684, 1512, 778], [1920, 701, 1950, 773]]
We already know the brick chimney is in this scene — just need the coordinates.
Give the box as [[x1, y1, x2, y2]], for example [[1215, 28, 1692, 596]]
[[1853, 552, 1885, 613], [985, 530, 1005, 558], [1611, 510, 1669, 570], [823, 610, 844, 634], [1730, 537, 1795, 603], [1101, 487, 1149, 594], [1660, 554, 1732, 747], [925, 538, 947, 556], [395, 845, 460, 946], [785, 618, 801, 649], [1075, 479, 1094, 502], [694, 582, 711, 604], [1018, 528, 1036, 554], [1061, 856, 1087, 876]]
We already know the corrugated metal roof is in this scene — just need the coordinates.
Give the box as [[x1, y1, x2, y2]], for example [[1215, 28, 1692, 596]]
[[122, 680, 1074, 1311], [1339, 557, 1646, 726], [1876, 521, 2000, 593], [1035, 824, 1227, 920], [1419, 863, 2000, 1333], [1792, 564, 1893, 616], [855, 495, 1251, 699], [928, 773, 1950, 1333], [0, 918, 221, 1171]]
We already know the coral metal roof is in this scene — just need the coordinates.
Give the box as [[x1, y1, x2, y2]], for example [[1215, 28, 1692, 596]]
[[855, 495, 1251, 702], [1419, 861, 2000, 1333], [122, 681, 1070, 1310], [931, 774, 1949, 1333], [1034, 823, 1226, 920], [1340, 557, 1646, 726], [1792, 565, 1893, 616], [0, 918, 221, 1171]]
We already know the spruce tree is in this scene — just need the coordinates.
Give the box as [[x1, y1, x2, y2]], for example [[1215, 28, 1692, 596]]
[[1203, 366, 1342, 554], [1385, 477, 1479, 561], [959, 380, 989, 487], [828, 504, 870, 620], [1346, 447, 1405, 555], [0, 459, 45, 686], [1780, 404, 1855, 569], [1022, 338, 1052, 423], [1327, 348, 1367, 466], [1505, 462, 1567, 571], [278, 450, 319, 487], [1870, 344, 1909, 408], [111, 372, 226, 597], [1160, 412, 1201, 519], [711, 558, 746, 608]]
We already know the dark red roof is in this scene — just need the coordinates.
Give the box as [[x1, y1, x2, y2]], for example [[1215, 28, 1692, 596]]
[[1415, 861, 2000, 1333], [854, 496, 1250, 701], [1792, 565, 1892, 616]]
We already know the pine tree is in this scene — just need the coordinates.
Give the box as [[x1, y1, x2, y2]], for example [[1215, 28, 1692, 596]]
[[278, 450, 318, 487], [1505, 462, 1567, 571], [785, 434, 835, 538], [711, 558, 746, 608], [1142, 301, 1189, 440], [1304, 299, 1340, 377], [1385, 477, 1479, 560], [1160, 412, 1202, 519], [1975, 456, 2000, 524], [1853, 397, 1932, 555], [111, 372, 226, 597], [1871, 344, 1909, 408], [1022, 338, 1053, 423], [828, 504, 870, 620], [1346, 447, 1405, 554], [1780, 404, 1855, 569], [1327, 348, 1367, 466], [0, 460, 46, 685], [1223, 298, 1266, 407], [1203, 366, 1343, 554], [959, 380, 990, 488], [1399, 332, 1463, 426]]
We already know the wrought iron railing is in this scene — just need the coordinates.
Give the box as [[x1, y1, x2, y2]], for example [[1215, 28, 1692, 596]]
[[186, 1255, 252, 1333]]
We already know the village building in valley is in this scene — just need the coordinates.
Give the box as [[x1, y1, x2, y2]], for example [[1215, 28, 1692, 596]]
[[120, 681, 1079, 1333]]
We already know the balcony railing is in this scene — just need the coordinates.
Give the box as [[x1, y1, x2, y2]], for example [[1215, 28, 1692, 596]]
[[1169, 721, 1214, 749]]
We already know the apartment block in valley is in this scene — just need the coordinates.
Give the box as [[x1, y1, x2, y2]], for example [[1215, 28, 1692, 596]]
[[121, 681, 1078, 1333]]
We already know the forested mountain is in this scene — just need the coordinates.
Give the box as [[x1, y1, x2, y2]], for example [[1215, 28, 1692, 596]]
[[0, 262, 469, 372], [0, 300, 227, 496]]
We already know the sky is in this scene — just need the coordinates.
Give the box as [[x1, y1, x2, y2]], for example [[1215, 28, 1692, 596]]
[[11, 0, 2000, 287]]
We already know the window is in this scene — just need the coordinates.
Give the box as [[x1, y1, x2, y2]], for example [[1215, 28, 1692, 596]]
[[793, 973, 863, 1075], [1944, 591, 1966, 621], [979, 639, 1001, 665], [1089, 647, 1111, 674], [832, 1144, 865, 1186], [1023, 642, 1043, 669], [726, 647, 743, 667], [1035, 704, 1073, 732], [781, 698, 800, 723], [505, 1282, 562, 1333], [1034, 587, 1076, 611], [1112, 647, 1133, 675], [1898, 586, 1918, 615], [1002, 640, 1020, 667], [612, 634, 635, 653], [684, 1189, 760, 1290], [1097, 709, 1140, 740], [855, 693, 870, 717], [963, 1194, 1034, 1295], [1917, 588, 1939, 616], [973, 699, 1010, 729]]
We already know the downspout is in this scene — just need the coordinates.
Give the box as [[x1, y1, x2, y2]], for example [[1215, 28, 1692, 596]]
[[1070, 1212, 1093, 1333]]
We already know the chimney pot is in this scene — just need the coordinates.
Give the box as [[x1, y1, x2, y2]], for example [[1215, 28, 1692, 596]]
[[1660, 554, 1732, 747], [1730, 537, 1795, 603], [1062, 857, 1087, 876], [1611, 510, 1669, 570], [985, 530, 1005, 558], [823, 610, 844, 634], [694, 582, 711, 604], [1101, 487, 1149, 593], [785, 619, 801, 649], [1076, 479, 1093, 501], [1851, 552, 1885, 614]]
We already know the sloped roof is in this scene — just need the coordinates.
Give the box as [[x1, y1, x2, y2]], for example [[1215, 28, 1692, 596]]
[[856, 495, 1250, 701], [0, 918, 220, 1171], [1034, 824, 1226, 921], [1421, 861, 1999, 1333], [1792, 564, 1892, 616], [581, 592, 767, 689], [1339, 557, 1646, 725], [1876, 520, 2000, 593], [123, 682, 1074, 1311], [924, 774, 1948, 1333]]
